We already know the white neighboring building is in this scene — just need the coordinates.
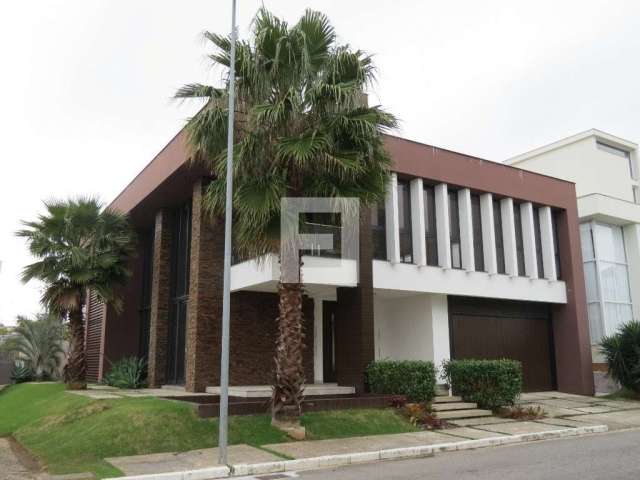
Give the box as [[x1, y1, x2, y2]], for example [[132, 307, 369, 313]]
[[507, 129, 640, 366]]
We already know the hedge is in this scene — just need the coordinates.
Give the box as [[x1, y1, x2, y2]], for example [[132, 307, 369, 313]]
[[442, 359, 522, 409], [365, 360, 436, 402]]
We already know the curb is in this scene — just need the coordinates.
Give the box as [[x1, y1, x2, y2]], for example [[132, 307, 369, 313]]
[[116, 424, 608, 479]]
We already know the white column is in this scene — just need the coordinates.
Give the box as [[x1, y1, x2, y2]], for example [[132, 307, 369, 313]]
[[458, 188, 475, 272], [410, 178, 427, 266], [501, 198, 518, 276], [430, 294, 451, 368], [385, 173, 400, 264], [480, 193, 497, 274], [520, 202, 538, 279], [435, 183, 451, 268], [313, 298, 323, 384], [539, 206, 557, 281]]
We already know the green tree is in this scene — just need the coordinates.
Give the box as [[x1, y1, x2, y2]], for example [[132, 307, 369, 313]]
[[17, 198, 135, 389], [176, 8, 397, 423], [12, 313, 65, 380]]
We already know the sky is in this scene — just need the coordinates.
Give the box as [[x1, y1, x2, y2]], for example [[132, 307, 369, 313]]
[[1, 0, 639, 325]]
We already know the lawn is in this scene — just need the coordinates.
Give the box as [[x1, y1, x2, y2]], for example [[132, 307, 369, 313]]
[[0, 383, 415, 478]]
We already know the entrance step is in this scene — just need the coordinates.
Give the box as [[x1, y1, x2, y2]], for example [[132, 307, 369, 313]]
[[432, 402, 478, 412], [435, 385, 449, 396], [433, 395, 463, 403], [436, 408, 493, 420]]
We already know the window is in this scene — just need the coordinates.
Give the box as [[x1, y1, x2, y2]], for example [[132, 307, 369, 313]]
[[634, 186, 640, 205], [449, 190, 461, 269], [513, 204, 525, 276], [581, 222, 633, 344], [596, 141, 635, 179], [397, 180, 413, 263], [423, 185, 438, 266], [471, 194, 484, 271], [493, 199, 506, 274], [301, 212, 341, 258], [533, 207, 544, 278], [552, 212, 562, 279], [371, 203, 386, 260]]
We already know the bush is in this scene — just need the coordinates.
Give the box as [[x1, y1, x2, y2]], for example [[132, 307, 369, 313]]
[[442, 359, 522, 409], [366, 360, 436, 402], [103, 357, 147, 389], [601, 320, 640, 394], [11, 363, 34, 384]]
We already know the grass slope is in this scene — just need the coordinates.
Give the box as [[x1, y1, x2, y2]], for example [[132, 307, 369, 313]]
[[0, 384, 415, 478]]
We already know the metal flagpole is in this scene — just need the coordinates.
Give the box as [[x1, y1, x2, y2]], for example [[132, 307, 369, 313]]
[[218, 0, 237, 466]]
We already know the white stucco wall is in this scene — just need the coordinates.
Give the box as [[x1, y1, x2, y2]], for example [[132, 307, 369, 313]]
[[509, 135, 638, 202], [374, 293, 450, 369]]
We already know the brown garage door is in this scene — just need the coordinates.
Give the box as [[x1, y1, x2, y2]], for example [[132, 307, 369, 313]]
[[449, 296, 556, 392]]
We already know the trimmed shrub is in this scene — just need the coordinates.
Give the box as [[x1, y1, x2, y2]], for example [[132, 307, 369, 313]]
[[103, 357, 147, 389], [442, 359, 522, 409], [601, 320, 640, 394], [366, 360, 436, 402]]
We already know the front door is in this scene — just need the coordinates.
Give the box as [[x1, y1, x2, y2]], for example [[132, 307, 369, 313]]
[[323, 301, 337, 383]]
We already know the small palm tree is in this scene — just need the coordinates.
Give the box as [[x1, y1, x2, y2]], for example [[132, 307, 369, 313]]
[[176, 9, 397, 423], [13, 313, 65, 380], [17, 198, 135, 389]]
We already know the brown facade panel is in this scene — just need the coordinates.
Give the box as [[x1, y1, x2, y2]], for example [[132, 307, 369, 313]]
[[335, 207, 375, 393], [147, 209, 173, 387]]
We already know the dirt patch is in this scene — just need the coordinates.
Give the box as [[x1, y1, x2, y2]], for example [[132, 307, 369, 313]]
[[7, 436, 42, 474]]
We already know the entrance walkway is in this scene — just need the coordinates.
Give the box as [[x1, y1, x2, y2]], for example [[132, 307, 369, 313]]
[[0, 438, 36, 480]]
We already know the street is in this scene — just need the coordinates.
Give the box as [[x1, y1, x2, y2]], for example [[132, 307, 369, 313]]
[[297, 429, 640, 480]]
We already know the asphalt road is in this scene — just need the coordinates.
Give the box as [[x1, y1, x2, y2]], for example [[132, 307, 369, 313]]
[[297, 429, 640, 480]]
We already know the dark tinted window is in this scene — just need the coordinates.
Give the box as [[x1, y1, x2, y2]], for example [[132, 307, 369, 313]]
[[553, 211, 561, 279], [449, 190, 461, 269], [513, 204, 525, 276], [371, 203, 386, 260], [533, 207, 544, 278], [424, 185, 438, 266], [398, 180, 413, 263], [493, 199, 506, 274], [471, 194, 484, 271]]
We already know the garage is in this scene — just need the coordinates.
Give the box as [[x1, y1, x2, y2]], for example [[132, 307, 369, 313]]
[[449, 296, 556, 392]]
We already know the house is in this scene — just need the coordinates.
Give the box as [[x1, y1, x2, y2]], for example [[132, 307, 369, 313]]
[[84, 129, 594, 395], [507, 129, 640, 384]]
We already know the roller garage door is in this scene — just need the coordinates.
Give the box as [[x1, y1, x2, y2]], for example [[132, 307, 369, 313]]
[[449, 296, 556, 392]]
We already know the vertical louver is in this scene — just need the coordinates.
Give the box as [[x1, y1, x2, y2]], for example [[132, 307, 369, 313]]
[[85, 290, 104, 382]]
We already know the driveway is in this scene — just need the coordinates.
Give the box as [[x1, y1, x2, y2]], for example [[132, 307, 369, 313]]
[[297, 429, 640, 480]]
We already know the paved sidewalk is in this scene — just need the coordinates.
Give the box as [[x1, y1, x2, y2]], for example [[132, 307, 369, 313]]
[[0, 438, 36, 480]]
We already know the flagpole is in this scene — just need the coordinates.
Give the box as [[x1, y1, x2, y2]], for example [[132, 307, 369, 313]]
[[218, 0, 237, 466]]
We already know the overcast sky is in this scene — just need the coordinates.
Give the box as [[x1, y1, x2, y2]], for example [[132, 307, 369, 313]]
[[1, 0, 639, 325]]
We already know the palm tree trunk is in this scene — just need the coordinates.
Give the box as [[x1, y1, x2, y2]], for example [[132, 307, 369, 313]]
[[63, 307, 87, 389], [271, 278, 306, 424]]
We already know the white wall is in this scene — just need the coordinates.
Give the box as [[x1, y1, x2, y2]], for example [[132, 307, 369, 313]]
[[509, 135, 638, 202], [374, 293, 450, 370]]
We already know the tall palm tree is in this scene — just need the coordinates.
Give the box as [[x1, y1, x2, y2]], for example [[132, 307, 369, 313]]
[[176, 8, 397, 423], [17, 198, 135, 389], [13, 313, 65, 380]]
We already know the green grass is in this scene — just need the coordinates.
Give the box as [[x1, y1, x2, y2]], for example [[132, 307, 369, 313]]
[[302, 409, 418, 440], [602, 387, 640, 401], [0, 383, 414, 479]]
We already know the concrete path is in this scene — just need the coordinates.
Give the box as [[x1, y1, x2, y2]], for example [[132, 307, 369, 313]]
[[296, 429, 640, 480], [0, 438, 36, 480], [106, 445, 279, 476]]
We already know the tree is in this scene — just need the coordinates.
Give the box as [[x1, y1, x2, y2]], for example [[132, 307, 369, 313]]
[[17, 198, 135, 389], [12, 313, 65, 380], [176, 8, 397, 424]]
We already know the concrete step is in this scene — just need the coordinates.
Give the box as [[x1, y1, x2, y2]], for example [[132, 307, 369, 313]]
[[435, 409, 493, 420], [433, 395, 463, 403], [432, 402, 478, 412], [435, 385, 449, 396]]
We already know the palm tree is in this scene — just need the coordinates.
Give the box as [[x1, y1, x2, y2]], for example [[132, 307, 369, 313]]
[[13, 313, 65, 380], [17, 198, 135, 389], [176, 8, 397, 423]]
